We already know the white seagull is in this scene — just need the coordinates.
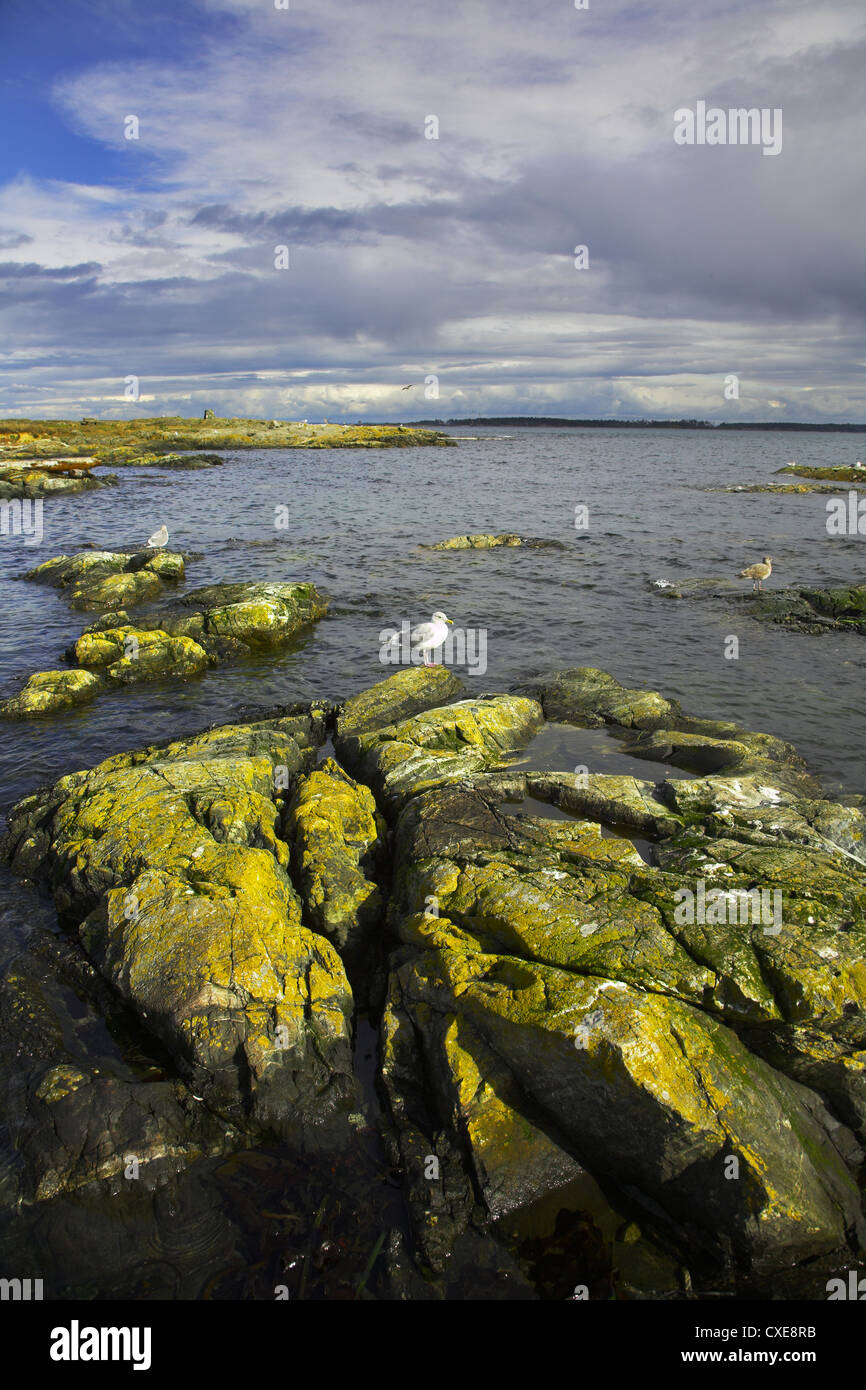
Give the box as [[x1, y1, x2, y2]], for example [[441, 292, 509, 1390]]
[[147, 524, 169, 549], [411, 611, 453, 665]]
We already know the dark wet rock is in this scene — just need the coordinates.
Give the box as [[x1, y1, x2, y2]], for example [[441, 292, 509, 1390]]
[[650, 580, 866, 634], [729, 587, 866, 636], [0, 949, 238, 1206]]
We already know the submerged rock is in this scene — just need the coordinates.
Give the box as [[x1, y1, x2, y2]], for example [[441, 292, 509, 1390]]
[[428, 533, 562, 550]]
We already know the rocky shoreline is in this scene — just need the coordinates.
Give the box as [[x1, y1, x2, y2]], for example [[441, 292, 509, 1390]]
[[2, 663, 864, 1298]]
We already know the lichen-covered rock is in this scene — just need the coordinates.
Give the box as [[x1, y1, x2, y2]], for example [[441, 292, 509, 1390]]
[[526, 771, 682, 836], [338, 694, 544, 814], [1, 716, 359, 1147], [430, 533, 523, 549], [171, 581, 327, 648], [776, 464, 866, 483], [4, 577, 328, 719], [336, 666, 465, 740], [515, 667, 679, 729], [284, 758, 384, 972], [26, 549, 188, 611], [73, 627, 209, 683], [390, 939, 864, 1269], [0, 466, 116, 499], [0, 669, 102, 719], [382, 743, 866, 1272]]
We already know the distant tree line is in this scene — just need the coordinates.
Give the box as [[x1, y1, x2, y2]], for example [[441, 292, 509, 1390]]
[[407, 417, 866, 432]]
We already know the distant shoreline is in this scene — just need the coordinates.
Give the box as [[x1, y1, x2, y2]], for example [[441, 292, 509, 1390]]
[[408, 417, 866, 432]]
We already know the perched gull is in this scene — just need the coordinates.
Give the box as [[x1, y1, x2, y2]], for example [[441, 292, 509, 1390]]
[[412, 611, 453, 665], [739, 555, 773, 591], [856, 460, 863, 470], [147, 524, 169, 549]]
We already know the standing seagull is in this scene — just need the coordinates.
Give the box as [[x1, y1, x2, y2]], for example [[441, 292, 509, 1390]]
[[739, 555, 773, 591], [147, 524, 169, 549], [411, 611, 453, 665]]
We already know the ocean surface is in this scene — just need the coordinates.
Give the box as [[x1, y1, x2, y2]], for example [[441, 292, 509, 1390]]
[[0, 426, 863, 1298], [1, 426, 864, 810]]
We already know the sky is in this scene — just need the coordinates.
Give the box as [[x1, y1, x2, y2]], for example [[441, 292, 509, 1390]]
[[0, 0, 863, 422]]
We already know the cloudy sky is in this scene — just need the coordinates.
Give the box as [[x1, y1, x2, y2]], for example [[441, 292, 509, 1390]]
[[0, 0, 863, 422]]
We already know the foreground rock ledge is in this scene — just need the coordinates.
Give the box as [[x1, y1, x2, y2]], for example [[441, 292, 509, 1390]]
[[2, 665, 865, 1293]]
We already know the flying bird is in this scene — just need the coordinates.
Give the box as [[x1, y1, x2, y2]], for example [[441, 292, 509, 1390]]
[[411, 611, 453, 665], [401, 384, 416, 391], [739, 555, 773, 591], [147, 524, 169, 549]]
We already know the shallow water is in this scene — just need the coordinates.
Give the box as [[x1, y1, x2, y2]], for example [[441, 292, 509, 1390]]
[[0, 426, 863, 1299]]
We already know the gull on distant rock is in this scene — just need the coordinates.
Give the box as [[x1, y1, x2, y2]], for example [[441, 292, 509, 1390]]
[[147, 524, 169, 549], [739, 555, 772, 591]]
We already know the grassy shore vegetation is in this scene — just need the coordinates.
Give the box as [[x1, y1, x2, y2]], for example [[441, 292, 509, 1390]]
[[0, 416, 457, 465]]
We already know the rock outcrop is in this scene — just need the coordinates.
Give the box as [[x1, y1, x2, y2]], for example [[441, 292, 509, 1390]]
[[2, 665, 864, 1296]]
